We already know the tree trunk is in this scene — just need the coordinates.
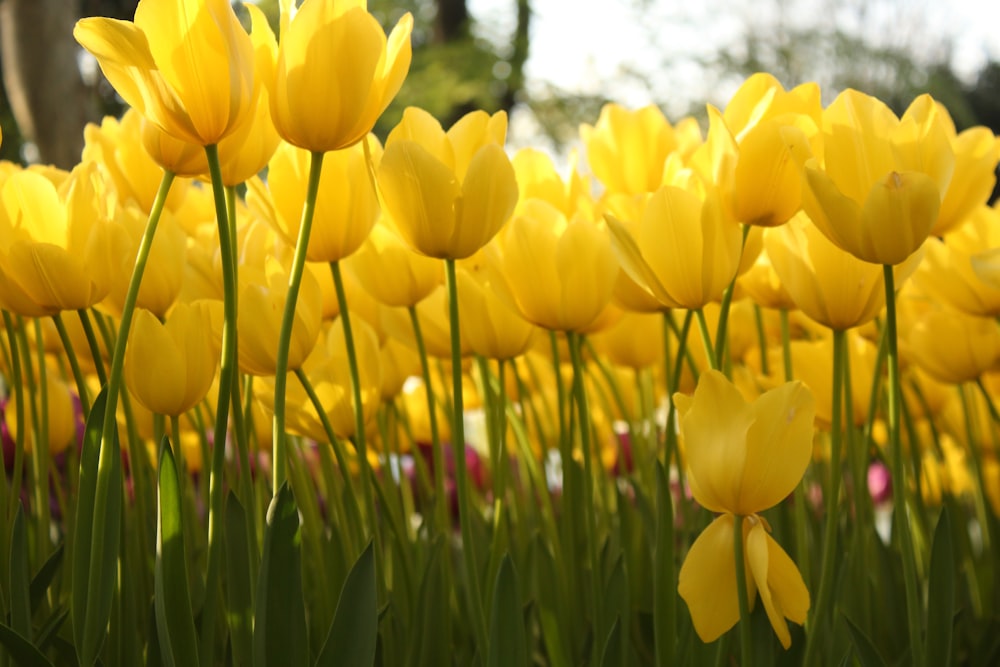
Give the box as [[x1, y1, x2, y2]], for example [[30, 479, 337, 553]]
[[1, 0, 97, 168]]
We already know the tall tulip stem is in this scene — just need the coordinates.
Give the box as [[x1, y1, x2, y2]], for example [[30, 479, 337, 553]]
[[444, 257, 489, 655], [733, 514, 753, 667], [271, 150, 325, 491], [882, 264, 924, 667]]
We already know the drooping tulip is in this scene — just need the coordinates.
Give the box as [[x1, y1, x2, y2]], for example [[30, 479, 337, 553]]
[[674, 369, 814, 649]]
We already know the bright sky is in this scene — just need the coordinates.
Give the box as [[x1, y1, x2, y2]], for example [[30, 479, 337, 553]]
[[468, 0, 1000, 148]]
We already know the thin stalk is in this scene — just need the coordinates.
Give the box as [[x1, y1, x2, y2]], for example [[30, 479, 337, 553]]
[[77, 308, 108, 386], [53, 313, 90, 413], [408, 305, 449, 534], [199, 145, 240, 666], [32, 320, 51, 560], [2, 313, 25, 524], [882, 265, 924, 667], [84, 169, 174, 653], [329, 260, 379, 541], [271, 150, 325, 491], [567, 331, 604, 656], [712, 224, 751, 373], [802, 328, 847, 666], [293, 368, 364, 553], [444, 258, 488, 655], [694, 308, 718, 371], [753, 304, 769, 376]]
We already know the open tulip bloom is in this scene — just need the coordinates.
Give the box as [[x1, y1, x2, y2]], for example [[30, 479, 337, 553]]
[[2, 6, 1000, 663]]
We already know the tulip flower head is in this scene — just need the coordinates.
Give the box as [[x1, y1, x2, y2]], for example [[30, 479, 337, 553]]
[[674, 369, 814, 648], [75, 0, 257, 146], [270, 0, 413, 153]]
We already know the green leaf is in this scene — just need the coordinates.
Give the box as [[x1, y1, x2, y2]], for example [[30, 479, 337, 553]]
[[487, 555, 527, 667], [653, 460, 675, 665], [0, 622, 53, 667], [599, 616, 622, 667], [315, 540, 378, 667], [408, 537, 450, 667], [844, 612, 887, 667], [9, 503, 31, 641], [29, 543, 64, 613], [154, 437, 200, 667], [925, 507, 955, 666], [224, 492, 253, 667], [71, 385, 123, 666], [253, 482, 308, 667]]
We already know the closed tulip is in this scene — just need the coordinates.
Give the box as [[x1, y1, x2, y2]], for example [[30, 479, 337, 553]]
[[378, 107, 518, 260], [75, 0, 257, 146], [346, 219, 442, 308], [124, 302, 218, 416], [248, 137, 380, 263], [270, 0, 412, 152], [496, 199, 619, 332], [238, 256, 323, 376], [801, 89, 953, 265], [456, 251, 536, 360], [903, 305, 1000, 385]]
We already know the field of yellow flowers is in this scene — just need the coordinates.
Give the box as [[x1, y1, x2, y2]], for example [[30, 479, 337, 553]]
[[0, 0, 997, 665]]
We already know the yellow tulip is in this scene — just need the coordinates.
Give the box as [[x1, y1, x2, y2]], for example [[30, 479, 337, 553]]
[[379, 337, 421, 401], [102, 204, 187, 319], [0, 164, 114, 316], [82, 110, 192, 213], [7, 372, 78, 456], [590, 310, 664, 370], [124, 302, 218, 416], [346, 219, 442, 308], [238, 256, 323, 376], [606, 181, 743, 311], [903, 305, 1000, 385], [580, 103, 685, 194], [737, 235, 797, 311], [674, 369, 814, 648], [378, 108, 519, 260], [496, 199, 619, 332], [270, 0, 412, 152], [512, 147, 591, 217], [456, 252, 536, 360], [74, 0, 256, 146], [902, 96, 1000, 236], [765, 212, 921, 331], [379, 285, 469, 359], [801, 90, 953, 265], [248, 138, 380, 263], [692, 73, 820, 227]]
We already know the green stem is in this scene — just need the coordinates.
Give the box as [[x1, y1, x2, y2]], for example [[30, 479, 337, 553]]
[[733, 514, 752, 667], [53, 313, 90, 414], [271, 150, 325, 491], [802, 328, 847, 666], [712, 224, 751, 375], [567, 331, 604, 656], [199, 144, 240, 666], [882, 265, 924, 667], [2, 313, 25, 524], [694, 308, 718, 371], [330, 260, 379, 542], [84, 169, 174, 658], [444, 258, 489, 656], [408, 305, 449, 533], [32, 320, 51, 560], [77, 308, 108, 386], [293, 368, 363, 554], [753, 304, 769, 376], [779, 310, 793, 382]]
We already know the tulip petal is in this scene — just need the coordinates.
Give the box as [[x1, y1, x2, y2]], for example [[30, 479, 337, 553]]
[[858, 170, 939, 265], [125, 308, 187, 416], [605, 212, 680, 308], [678, 514, 754, 644], [454, 144, 518, 259], [746, 521, 809, 649], [678, 369, 751, 513], [739, 380, 815, 513]]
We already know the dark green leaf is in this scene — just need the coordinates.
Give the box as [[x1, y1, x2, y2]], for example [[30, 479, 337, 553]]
[[71, 385, 123, 666], [0, 622, 53, 667], [408, 538, 450, 667], [154, 437, 200, 667], [29, 543, 64, 613], [316, 541, 378, 667], [487, 555, 527, 667], [925, 507, 955, 666], [844, 612, 887, 667], [599, 616, 622, 667], [10, 503, 31, 641], [253, 482, 308, 667], [224, 491, 253, 667]]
